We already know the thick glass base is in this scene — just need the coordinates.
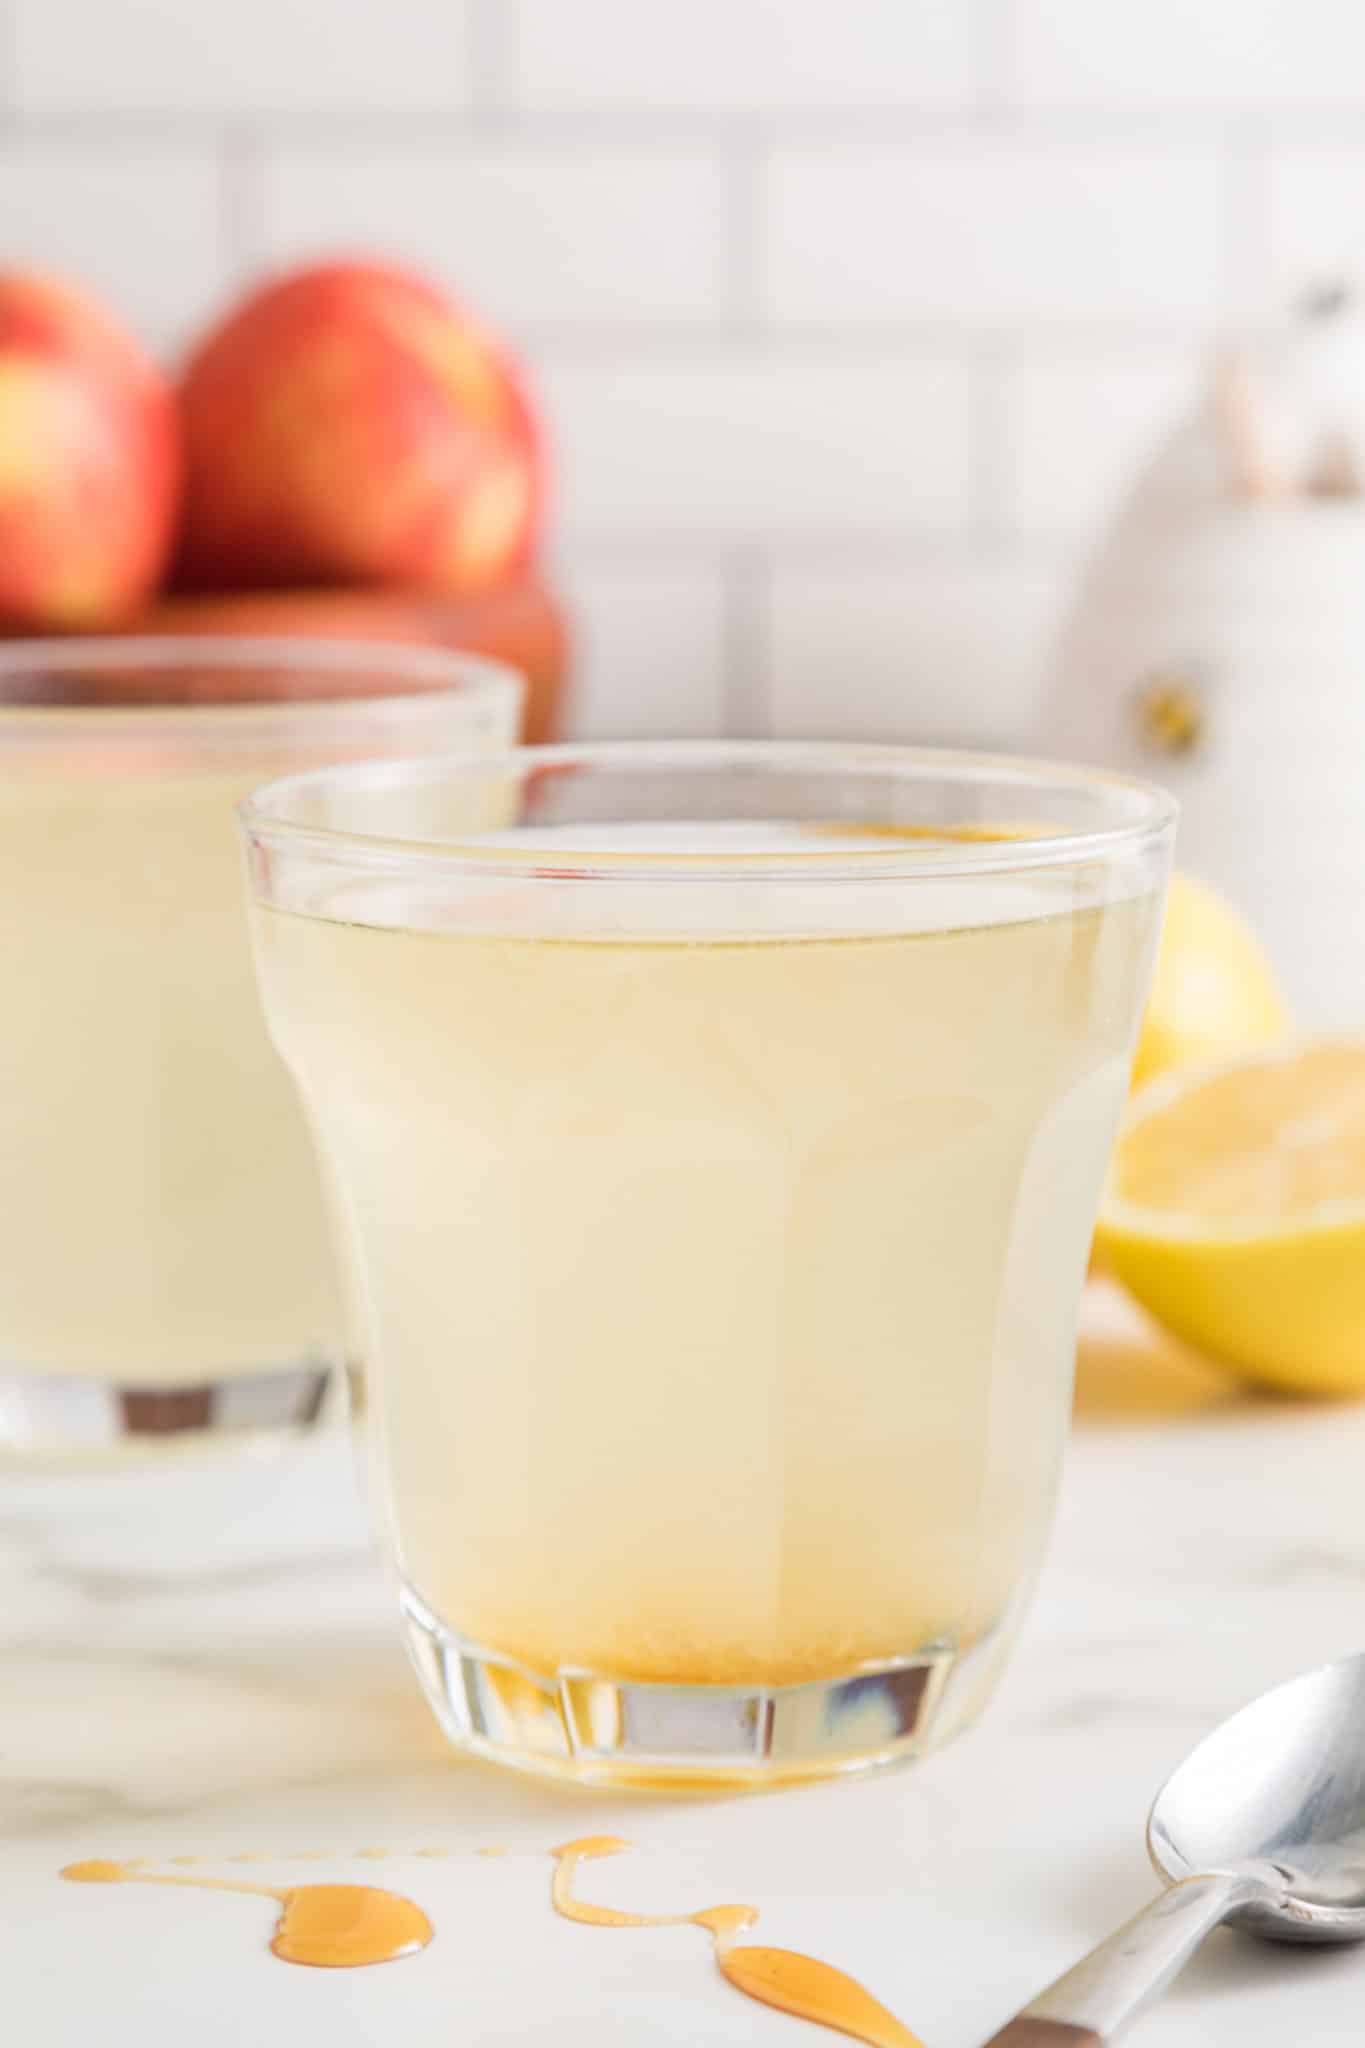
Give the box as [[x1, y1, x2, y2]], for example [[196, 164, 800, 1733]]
[[0, 1358, 332, 1468], [400, 1583, 1011, 1788]]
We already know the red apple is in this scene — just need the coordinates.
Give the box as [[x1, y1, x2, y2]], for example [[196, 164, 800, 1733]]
[[0, 272, 179, 630], [177, 260, 544, 595]]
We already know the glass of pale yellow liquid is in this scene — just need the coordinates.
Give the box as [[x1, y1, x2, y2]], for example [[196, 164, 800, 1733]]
[[0, 640, 521, 1468], [243, 743, 1174, 1784]]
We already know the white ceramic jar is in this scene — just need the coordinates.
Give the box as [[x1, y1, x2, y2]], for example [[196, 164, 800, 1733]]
[[1041, 453, 1365, 1026]]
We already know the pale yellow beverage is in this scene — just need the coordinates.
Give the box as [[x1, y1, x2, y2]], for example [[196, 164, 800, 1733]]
[[0, 764, 338, 1383], [254, 824, 1163, 1748], [0, 642, 519, 1461]]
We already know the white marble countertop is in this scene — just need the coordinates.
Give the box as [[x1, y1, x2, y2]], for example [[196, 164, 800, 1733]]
[[5, 1284, 1365, 2048]]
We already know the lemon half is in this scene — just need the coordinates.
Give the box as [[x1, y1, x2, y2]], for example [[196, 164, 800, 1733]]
[[1098, 1041, 1365, 1396]]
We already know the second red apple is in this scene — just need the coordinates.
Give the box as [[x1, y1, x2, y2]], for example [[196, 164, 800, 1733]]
[[177, 260, 544, 595], [0, 271, 178, 631]]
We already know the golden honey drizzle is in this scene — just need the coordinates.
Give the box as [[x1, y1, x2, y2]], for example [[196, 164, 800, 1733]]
[[60, 1860, 432, 1969], [550, 1836, 924, 2048], [61, 1837, 927, 2041]]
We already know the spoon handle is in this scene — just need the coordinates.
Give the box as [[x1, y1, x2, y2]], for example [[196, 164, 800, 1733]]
[[979, 2025, 1099, 2046], [981, 1873, 1262, 2045]]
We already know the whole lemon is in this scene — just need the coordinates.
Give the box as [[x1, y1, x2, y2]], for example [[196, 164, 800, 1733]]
[[1133, 874, 1290, 1089]]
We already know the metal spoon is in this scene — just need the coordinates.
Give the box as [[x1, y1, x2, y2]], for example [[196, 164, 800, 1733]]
[[984, 1651, 1365, 2046]]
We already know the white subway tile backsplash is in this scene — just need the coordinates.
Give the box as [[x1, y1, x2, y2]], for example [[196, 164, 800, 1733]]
[[561, 559, 729, 738], [1265, 147, 1365, 315], [514, 0, 973, 112], [0, 0, 1341, 743], [765, 144, 1225, 329], [13, 0, 471, 115], [1001, 352, 1196, 538], [260, 146, 727, 331], [764, 556, 1071, 745], [1005, 0, 1365, 110], [536, 351, 971, 542], [0, 148, 225, 353]]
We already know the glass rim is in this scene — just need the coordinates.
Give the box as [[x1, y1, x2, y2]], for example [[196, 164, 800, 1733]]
[[240, 739, 1178, 884], [0, 636, 523, 739]]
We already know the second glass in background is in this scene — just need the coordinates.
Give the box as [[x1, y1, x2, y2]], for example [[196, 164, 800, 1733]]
[[0, 639, 522, 1466]]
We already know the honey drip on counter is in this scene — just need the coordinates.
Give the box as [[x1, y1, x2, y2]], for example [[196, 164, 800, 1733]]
[[550, 1837, 924, 2048], [62, 1838, 926, 2039], [60, 1860, 432, 1969]]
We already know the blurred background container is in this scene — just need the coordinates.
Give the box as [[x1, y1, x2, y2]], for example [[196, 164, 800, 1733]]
[[6, 0, 1364, 744]]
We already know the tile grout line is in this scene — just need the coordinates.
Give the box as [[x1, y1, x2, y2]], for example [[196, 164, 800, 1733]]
[[721, 137, 765, 334], [1219, 115, 1271, 330], [721, 549, 771, 739], [0, 0, 16, 129], [972, 0, 1011, 115], [556, 534, 1077, 571], [521, 324, 1222, 361], [968, 337, 1013, 553], [218, 126, 266, 290], [11, 106, 1362, 148], [465, 0, 514, 128]]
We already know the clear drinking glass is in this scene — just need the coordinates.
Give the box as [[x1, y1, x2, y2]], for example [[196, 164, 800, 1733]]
[[0, 639, 521, 1465], [242, 742, 1175, 1785]]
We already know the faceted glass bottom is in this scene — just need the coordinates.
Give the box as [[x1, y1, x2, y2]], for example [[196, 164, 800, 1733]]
[[400, 1582, 1016, 1788]]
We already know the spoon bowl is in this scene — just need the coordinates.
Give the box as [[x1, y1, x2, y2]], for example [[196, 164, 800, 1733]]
[[1149, 1651, 1365, 1942], [985, 1651, 1365, 2044]]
